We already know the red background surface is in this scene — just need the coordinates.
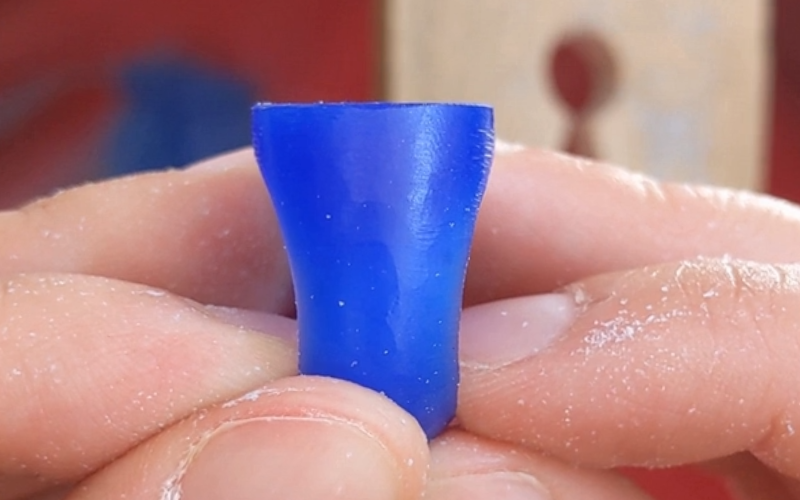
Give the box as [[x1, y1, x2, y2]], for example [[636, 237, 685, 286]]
[[0, 0, 378, 207], [769, 0, 800, 201]]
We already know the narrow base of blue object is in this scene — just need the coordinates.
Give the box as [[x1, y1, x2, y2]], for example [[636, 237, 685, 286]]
[[252, 102, 494, 438]]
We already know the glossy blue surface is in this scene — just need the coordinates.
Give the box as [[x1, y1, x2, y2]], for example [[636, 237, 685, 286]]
[[252, 102, 494, 438]]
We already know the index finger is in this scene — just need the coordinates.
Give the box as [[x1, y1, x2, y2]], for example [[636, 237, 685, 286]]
[[0, 149, 294, 313], [5, 148, 799, 315], [467, 147, 800, 304]]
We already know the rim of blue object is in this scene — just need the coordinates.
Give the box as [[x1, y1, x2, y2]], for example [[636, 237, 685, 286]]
[[252, 101, 492, 110]]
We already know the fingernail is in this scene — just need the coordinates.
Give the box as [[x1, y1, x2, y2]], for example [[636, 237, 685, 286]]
[[460, 294, 576, 367], [428, 471, 551, 500], [204, 305, 297, 344], [186, 148, 254, 172], [180, 417, 401, 500], [494, 139, 526, 155]]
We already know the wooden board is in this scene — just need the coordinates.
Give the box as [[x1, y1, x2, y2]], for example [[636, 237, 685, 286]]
[[384, 0, 769, 189]]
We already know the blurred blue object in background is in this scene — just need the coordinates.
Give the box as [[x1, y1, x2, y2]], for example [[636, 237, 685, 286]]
[[108, 57, 255, 176]]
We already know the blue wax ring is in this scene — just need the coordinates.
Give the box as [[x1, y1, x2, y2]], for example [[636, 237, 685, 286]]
[[252, 102, 494, 438]]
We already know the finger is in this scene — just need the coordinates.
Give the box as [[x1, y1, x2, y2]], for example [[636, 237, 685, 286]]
[[68, 376, 428, 500], [466, 147, 800, 304], [0, 149, 294, 313], [8, 146, 800, 314], [457, 258, 800, 478], [427, 430, 652, 500], [0, 273, 296, 499]]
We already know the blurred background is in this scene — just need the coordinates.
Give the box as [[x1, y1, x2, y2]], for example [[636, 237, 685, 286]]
[[0, 2, 797, 497], [0, 0, 798, 209], [0, 0, 376, 208]]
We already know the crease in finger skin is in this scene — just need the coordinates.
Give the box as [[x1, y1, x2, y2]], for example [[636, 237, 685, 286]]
[[458, 257, 800, 477]]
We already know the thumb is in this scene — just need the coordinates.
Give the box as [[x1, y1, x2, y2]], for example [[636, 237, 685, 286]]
[[72, 376, 429, 500], [458, 258, 800, 478]]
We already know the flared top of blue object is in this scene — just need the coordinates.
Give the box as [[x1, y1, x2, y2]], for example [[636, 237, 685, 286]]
[[252, 101, 492, 110]]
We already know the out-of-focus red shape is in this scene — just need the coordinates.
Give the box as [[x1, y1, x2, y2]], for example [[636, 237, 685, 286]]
[[0, 84, 117, 208], [0, 0, 377, 101], [549, 32, 617, 158], [768, 0, 800, 202], [621, 467, 733, 500]]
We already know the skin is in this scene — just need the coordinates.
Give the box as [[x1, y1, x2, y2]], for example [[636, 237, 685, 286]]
[[2, 147, 800, 499]]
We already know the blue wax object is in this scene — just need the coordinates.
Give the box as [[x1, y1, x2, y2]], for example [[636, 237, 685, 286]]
[[252, 102, 494, 438]]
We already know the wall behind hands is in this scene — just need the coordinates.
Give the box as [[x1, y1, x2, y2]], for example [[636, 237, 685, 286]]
[[0, 0, 377, 208]]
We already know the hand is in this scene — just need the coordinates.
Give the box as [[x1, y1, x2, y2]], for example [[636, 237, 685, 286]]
[[0, 149, 646, 500], [1, 151, 433, 500], [1, 146, 797, 499]]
